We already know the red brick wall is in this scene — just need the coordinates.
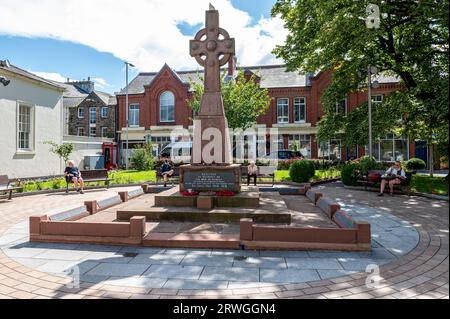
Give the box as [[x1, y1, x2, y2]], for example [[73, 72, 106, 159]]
[[116, 67, 414, 160]]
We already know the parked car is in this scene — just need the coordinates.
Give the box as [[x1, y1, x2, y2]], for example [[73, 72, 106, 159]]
[[262, 150, 304, 160], [160, 141, 192, 163]]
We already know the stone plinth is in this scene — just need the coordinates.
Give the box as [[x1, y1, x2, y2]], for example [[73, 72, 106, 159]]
[[179, 164, 242, 193]]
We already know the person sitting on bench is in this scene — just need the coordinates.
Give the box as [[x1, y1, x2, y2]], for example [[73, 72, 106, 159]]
[[378, 161, 406, 197], [161, 159, 174, 187], [65, 160, 85, 194], [247, 161, 258, 186]]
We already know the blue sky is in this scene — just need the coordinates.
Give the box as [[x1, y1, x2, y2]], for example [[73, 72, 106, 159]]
[[0, 0, 280, 94]]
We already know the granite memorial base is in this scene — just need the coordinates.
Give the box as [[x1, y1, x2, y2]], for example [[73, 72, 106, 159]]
[[179, 164, 242, 193]]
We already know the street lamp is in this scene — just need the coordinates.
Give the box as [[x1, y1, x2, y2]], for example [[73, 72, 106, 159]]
[[367, 65, 379, 158], [0, 76, 10, 87], [124, 61, 135, 170]]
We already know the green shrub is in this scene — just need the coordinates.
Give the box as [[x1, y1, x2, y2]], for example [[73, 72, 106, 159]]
[[405, 158, 426, 171], [358, 156, 378, 175], [130, 149, 154, 171], [341, 163, 361, 186], [51, 178, 63, 190], [289, 160, 316, 183]]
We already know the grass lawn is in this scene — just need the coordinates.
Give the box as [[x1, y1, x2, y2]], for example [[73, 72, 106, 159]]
[[411, 175, 449, 195]]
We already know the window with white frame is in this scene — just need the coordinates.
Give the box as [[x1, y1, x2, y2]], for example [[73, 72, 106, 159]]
[[101, 127, 108, 138], [160, 91, 175, 122], [318, 139, 342, 160], [294, 97, 307, 123], [77, 127, 85, 137], [89, 126, 96, 137], [17, 104, 33, 151], [78, 107, 85, 118], [336, 99, 348, 116], [277, 98, 289, 124], [101, 107, 109, 118], [372, 95, 383, 105], [288, 134, 311, 158], [129, 104, 140, 127], [89, 107, 97, 124], [368, 134, 409, 162]]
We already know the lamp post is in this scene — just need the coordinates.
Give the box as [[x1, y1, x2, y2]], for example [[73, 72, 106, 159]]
[[367, 65, 379, 158], [124, 61, 135, 170]]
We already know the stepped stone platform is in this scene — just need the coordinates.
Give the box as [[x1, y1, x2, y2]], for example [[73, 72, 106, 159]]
[[154, 189, 260, 208]]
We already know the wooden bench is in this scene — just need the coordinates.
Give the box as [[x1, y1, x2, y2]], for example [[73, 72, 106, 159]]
[[156, 167, 180, 186], [66, 169, 110, 193], [358, 170, 412, 196], [241, 166, 275, 186], [0, 175, 22, 200]]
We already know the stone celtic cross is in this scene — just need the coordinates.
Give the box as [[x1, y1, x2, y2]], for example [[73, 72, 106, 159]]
[[190, 4, 235, 93]]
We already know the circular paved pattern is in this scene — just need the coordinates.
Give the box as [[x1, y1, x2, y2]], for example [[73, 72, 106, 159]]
[[0, 184, 448, 299]]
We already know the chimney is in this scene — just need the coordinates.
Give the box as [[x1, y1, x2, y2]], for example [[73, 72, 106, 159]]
[[228, 55, 237, 77], [73, 78, 95, 93]]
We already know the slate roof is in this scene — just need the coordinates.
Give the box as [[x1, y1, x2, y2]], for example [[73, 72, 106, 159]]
[[118, 64, 401, 96], [53, 82, 116, 108], [0, 61, 65, 90]]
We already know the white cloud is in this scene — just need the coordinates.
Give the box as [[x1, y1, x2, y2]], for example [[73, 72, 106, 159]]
[[29, 70, 67, 83], [0, 0, 287, 72], [92, 77, 110, 89]]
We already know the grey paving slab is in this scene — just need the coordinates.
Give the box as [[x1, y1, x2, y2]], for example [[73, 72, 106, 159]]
[[164, 249, 212, 256], [79, 274, 110, 283], [142, 265, 204, 280], [369, 247, 398, 260], [181, 255, 234, 267], [163, 279, 229, 290], [86, 263, 150, 277], [119, 247, 166, 254], [104, 276, 167, 289], [307, 251, 371, 259], [129, 253, 184, 265], [200, 267, 260, 282], [74, 244, 122, 252], [14, 257, 48, 268], [260, 269, 321, 283], [232, 257, 287, 269], [259, 251, 309, 258], [37, 260, 99, 275], [81, 252, 133, 264], [34, 249, 91, 261], [318, 269, 359, 280], [0, 234, 28, 247], [211, 249, 260, 257], [286, 258, 343, 270], [3, 247, 48, 258], [338, 258, 393, 271]]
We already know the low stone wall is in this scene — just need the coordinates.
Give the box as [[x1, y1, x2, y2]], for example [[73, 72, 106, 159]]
[[29, 188, 147, 246], [30, 215, 146, 245]]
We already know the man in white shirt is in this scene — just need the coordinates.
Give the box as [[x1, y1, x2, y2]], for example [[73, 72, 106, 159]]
[[378, 161, 406, 197]]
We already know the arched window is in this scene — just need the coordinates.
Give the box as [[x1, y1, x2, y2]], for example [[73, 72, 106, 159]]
[[160, 91, 175, 122]]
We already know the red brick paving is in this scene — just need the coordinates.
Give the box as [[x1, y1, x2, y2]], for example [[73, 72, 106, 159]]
[[0, 185, 448, 299]]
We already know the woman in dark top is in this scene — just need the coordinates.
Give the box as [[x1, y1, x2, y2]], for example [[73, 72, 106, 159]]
[[161, 160, 174, 188], [64, 160, 85, 194]]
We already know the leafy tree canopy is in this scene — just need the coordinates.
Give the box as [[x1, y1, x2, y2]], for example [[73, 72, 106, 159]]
[[272, 0, 448, 153], [188, 71, 272, 131]]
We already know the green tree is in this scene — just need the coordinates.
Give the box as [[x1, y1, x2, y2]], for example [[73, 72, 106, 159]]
[[188, 71, 272, 131], [45, 141, 74, 163], [272, 0, 449, 173]]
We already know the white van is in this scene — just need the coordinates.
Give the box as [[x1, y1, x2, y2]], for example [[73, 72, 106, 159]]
[[160, 141, 192, 163]]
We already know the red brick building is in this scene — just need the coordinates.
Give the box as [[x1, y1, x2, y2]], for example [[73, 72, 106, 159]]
[[116, 63, 415, 162]]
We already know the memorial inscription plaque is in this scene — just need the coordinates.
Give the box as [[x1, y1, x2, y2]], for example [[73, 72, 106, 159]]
[[179, 164, 242, 193]]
